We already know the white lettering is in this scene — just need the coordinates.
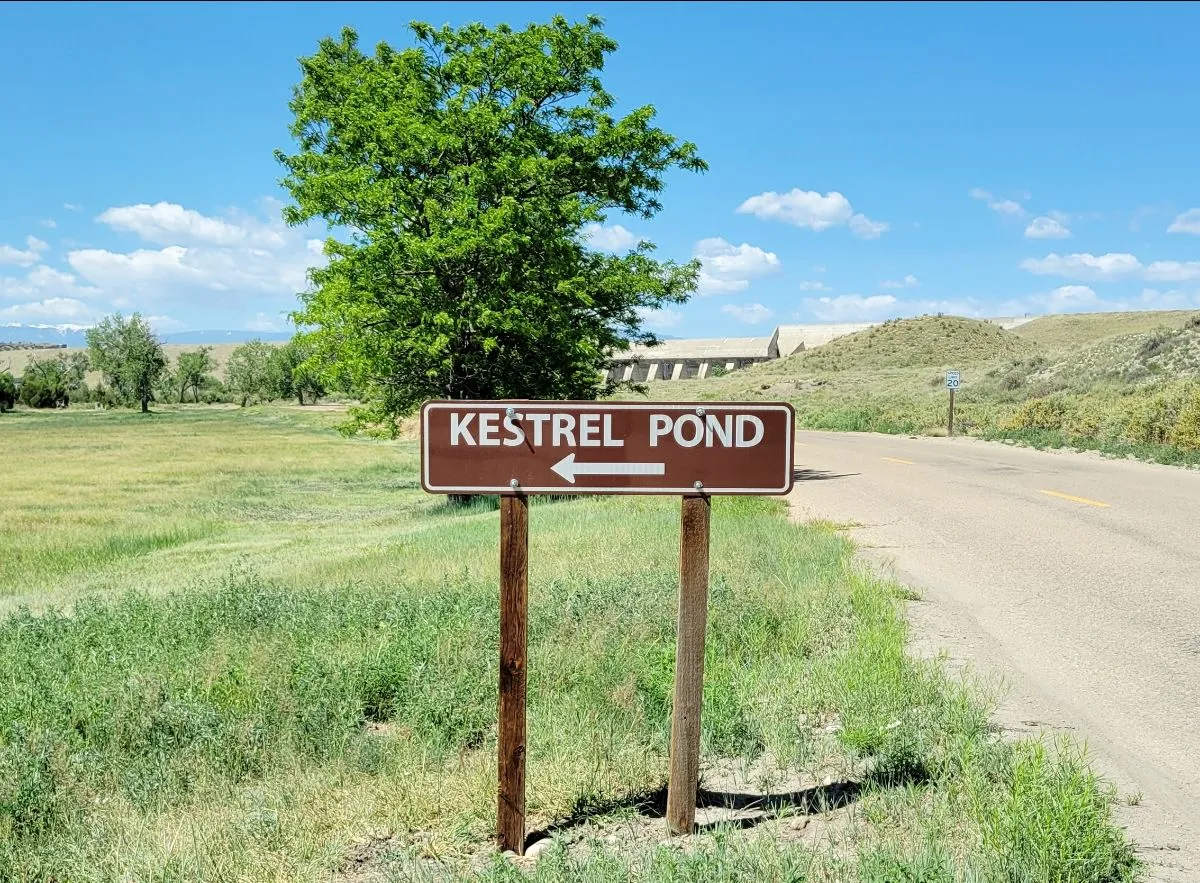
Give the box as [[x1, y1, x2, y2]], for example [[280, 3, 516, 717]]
[[736, 415, 764, 447], [450, 413, 476, 446], [649, 414, 672, 447], [478, 412, 500, 446], [502, 415, 525, 447], [705, 414, 733, 447], [579, 414, 601, 446], [524, 413, 550, 446], [673, 414, 704, 447], [602, 414, 624, 447], [552, 413, 576, 447]]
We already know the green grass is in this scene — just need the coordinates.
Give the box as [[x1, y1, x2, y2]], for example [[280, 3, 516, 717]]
[[1012, 310, 1200, 350], [794, 316, 1039, 372], [983, 426, 1200, 468], [0, 408, 1139, 881]]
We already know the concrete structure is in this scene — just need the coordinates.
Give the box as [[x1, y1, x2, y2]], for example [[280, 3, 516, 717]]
[[608, 316, 1041, 382], [607, 331, 779, 383]]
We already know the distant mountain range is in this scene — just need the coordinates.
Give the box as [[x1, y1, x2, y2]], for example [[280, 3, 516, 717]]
[[0, 325, 294, 348]]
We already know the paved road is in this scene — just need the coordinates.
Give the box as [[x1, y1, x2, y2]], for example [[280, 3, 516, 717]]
[[786, 431, 1200, 880]]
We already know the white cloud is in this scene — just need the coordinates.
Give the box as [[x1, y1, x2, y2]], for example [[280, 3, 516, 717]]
[[848, 213, 889, 239], [636, 306, 684, 330], [990, 199, 1024, 215], [583, 223, 638, 252], [1025, 216, 1071, 239], [1167, 209, 1200, 235], [1043, 285, 1101, 311], [880, 274, 919, 289], [737, 189, 852, 231], [1136, 288, 1200, 309], [798, 280, 831, 291], [63, 203, 82, 211], [721, 303, 774, 324], [246, 312, 283, 332], [0, 297, 97, 324], [969, 188, 1026, 216], [97, 201, 287, 248], [804, 293, 986, 322], [736, 188, 890, 239], [0, 264, 99, 302], [39, 219, 57, 229], [1144, 260, 1200, 282], [812, 265, 827, 273], [25, 236, 49, 252], [147, 314, 186, 333], [1000, 284, 1200, 316], [693, 237, 780, 295], [1019, 252, 1142, 281], [805, 294, 898, 322], [0, 243, 43, 267]]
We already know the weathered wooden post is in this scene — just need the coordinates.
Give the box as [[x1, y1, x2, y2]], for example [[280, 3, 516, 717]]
[[497, 494, 528, 853], [665, 493, 711, 834]]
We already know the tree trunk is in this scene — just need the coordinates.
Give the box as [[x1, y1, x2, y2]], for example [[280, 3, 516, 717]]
[[141, 395, 149, 413], [297, 390, 305, 406]]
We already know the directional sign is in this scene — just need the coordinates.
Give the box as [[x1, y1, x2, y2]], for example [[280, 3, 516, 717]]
[[946, 371, 961, 390], [420, 401, 795, 495]]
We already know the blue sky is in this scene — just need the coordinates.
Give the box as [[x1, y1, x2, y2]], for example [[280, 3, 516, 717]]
[[2, 2, 1200, 338]]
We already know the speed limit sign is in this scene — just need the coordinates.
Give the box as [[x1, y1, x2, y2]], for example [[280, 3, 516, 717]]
[[946, 371, 961, 390]]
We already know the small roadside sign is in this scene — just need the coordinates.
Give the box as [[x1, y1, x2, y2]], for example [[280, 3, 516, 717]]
[[946, 371, 961, 390], [421, 400, 795, 496]]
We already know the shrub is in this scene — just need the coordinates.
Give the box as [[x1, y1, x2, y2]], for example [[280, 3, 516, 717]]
[[1171, 386, 1200, 450], [1001, 396, 1069, 432], [1121, 387, 1184, 445], [0, 371, 15, 412]]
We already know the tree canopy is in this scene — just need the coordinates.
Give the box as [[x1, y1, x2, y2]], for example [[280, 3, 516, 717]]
[[226, 340, 276, 407], [17, 354, 88, 409], [0, 370, 17, 412], [277, 15, 705, 433], [86, 314, 167, 413], [175, 347, 216, 403]]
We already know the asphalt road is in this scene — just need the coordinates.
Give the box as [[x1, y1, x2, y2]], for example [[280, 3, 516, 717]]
[[786, 431, 1200, 880]]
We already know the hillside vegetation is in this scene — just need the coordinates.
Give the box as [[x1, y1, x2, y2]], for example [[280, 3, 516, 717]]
[[796, 315, 1038, 371], [1012, 309, 1199, 349], [632, 310, 1200, 465]]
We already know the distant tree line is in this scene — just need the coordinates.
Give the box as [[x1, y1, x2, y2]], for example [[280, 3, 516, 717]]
[[0, 312, 346, 413]]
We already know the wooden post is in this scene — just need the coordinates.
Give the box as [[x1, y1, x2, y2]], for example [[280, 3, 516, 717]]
[[498, 494, 529, 854], [666, 494, 711, 835], [948, 387, 956, 437]]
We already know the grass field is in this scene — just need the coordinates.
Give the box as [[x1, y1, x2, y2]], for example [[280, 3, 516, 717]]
[[0, 407, 1138, 881]]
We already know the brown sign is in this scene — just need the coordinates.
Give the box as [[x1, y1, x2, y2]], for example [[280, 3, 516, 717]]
[[420, 401, 795, 495]]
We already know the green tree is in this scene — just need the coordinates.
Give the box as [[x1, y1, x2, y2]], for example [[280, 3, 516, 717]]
[[226, 340, 276, 407], [0, 370, 16, 412], [268, 338, 326, 405], [277, 17, 704, 434], [18, 357, 73, 408], [86, 314, 167, 413], [175, 347, 216, 403]]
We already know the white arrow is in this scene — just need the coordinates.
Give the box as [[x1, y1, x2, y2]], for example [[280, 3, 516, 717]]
[[550, 452, 666, 484]]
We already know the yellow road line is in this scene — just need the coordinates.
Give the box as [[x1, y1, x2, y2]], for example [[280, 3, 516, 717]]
[[882, 456, 915, 465], [1039, 489, 1111, 508]]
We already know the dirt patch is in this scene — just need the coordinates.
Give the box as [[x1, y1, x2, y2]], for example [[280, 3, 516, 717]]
[[332, 757, 860, 880]]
